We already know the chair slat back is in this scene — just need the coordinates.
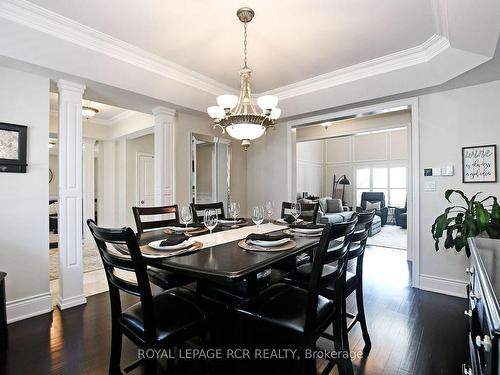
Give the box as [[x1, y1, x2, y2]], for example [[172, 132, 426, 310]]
[[281, 201, 319, 223], [87, 220, 156, 340], [132, 205, 180, 234], [305, 216, 357, 332], [190, 202, 226, 222]]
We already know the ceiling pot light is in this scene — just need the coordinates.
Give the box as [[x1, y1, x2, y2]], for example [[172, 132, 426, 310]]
[[207, 7, 280, 150]]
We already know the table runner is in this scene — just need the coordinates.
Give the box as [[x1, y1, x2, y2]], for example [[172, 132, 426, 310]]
[[195, 222, 285, 249]]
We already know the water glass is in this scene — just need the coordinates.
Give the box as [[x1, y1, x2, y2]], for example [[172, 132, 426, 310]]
[[204, 209, 218, 243], [229, 201, 241, 227], [251, 206, 264, 227], [264, 201, 274, 223], [290, 202, 302, 224], [180, 206, 192, 229]]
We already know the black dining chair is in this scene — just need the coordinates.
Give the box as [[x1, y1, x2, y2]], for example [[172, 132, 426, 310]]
[[281, 201, 319, 224], [236, 219, 357, 375], [132, 205, 192, 290], [132, 204, 180, 235], [341, 210, 375, 354], [87, 219, 225, 375], [190, 202, 226, 222]]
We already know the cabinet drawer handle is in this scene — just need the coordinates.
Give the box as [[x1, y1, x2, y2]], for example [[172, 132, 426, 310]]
[[475, 335, 492, 352], [469, 291, 481, 301], [464, 310, 472, 317]]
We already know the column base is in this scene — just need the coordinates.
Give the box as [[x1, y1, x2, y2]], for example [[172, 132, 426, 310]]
[[56, 294, 87, 310]]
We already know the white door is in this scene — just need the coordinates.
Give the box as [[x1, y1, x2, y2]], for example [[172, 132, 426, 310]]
[[137, 153, 155, 206]]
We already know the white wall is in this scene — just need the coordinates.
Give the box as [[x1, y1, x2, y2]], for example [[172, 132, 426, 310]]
[[296, 140, 324, 197], [0, 67, 51, 322], [418, 79, 500, 295], [246, 123, 293, 218]]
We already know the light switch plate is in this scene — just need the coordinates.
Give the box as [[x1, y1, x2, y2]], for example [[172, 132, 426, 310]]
[[441, 166, 454, 176], [424, 181, 436, 191], [432, 167, 442, 176]]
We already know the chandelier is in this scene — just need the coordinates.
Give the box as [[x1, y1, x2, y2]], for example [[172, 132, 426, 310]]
[[82, 103, 99, 119], [207, 7, 281, 150]]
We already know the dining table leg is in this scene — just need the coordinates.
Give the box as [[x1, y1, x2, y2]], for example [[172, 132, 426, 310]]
[[245, 273, 259, 297]]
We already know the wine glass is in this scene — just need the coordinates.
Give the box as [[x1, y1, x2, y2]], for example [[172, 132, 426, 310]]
[[290, 202, 302, 224], [229, 202, 241, 227], [264, 201, 275, 223], [251, 206, 264, 228], [180, 206, 192, 229], [203, 209, 218, 244]]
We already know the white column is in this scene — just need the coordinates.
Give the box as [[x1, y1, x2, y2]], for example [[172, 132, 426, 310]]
[[115, 138, 127, 226], [57, 79, 86, 310], [97, 140, 116, 227], [152, 107, 176, 206], [82, 138, 96, 241]]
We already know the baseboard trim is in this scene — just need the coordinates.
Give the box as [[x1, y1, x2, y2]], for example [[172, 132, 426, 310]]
[[56, 294, 87, 310], [419, 274, 467, 298], [6, 292, 52, 323]]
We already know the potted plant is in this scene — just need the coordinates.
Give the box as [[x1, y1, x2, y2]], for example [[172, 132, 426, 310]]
[[431, 190, 500, 257]]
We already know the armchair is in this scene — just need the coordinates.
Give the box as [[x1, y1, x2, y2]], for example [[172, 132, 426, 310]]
[[357, 192, 388, 226], [395, 200, 407, 229]]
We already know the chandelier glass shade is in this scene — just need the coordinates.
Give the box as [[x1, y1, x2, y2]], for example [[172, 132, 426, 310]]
[[207, 7, 280, 150]]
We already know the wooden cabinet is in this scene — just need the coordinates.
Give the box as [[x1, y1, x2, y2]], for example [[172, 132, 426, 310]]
[[466, 238, 500, 375]]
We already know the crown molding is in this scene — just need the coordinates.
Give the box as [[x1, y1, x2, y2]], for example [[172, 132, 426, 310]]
[[0, 0, 455, 104], [152, 106, 177, 118], [263, 34, 450, 100], [50, 108, 137, 126], [0, 0, 238, 96]]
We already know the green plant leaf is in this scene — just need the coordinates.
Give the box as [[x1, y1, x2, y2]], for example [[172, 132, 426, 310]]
[[475, 202, 490, 231], [444, 227, 455, 249], [445, 189, 469, 205]]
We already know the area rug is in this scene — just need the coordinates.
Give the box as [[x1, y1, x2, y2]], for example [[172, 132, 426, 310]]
[[367, 224, 407, 250], [49, 243, 103, 281]]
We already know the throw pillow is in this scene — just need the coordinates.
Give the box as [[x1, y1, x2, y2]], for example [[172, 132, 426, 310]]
[[318, 198, 328, 214], [326, 199, 343, 213], [365, 201, 381, 211]]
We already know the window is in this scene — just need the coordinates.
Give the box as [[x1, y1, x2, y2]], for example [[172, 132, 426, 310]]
[[356, 166, 406, 207]]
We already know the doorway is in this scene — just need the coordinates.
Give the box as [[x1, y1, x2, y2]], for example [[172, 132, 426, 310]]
[[289, 98, 420, 288]]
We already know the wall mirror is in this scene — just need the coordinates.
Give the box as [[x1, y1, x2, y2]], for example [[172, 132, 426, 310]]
[[190, 133, 231, 209]]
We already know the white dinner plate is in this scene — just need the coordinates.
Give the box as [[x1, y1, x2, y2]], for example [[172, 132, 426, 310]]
[[276, 218, 303, 224], [290, 227, 323, 234], [165, 226, 198, 232], [148, 238, 195, 251], [248, 238, 291, 247]]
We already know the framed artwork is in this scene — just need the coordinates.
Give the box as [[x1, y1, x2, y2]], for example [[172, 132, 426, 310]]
[[462, 144, 497, 183], [0, 122, 27, 173]]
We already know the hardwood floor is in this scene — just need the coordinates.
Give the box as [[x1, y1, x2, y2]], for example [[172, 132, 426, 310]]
[[0, 246, 466, 375]]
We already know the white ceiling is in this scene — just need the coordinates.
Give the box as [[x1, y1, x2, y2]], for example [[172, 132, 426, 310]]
[[28, 0, 436, 92], [49, 92, 132, 125], [1, 0, 499, 117]]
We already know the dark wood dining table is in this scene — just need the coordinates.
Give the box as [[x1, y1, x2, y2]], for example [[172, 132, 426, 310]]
[[136, 222, 321, 296]]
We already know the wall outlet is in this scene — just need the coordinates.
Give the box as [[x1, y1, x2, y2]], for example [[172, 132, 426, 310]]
[[424, 181, 436, 191]]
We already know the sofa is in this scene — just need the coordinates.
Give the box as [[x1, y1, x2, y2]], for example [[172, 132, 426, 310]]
[[310, 197, 356, 224]]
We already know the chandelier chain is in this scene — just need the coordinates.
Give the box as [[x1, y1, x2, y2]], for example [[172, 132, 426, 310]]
[[243, 22, 248, 68]]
